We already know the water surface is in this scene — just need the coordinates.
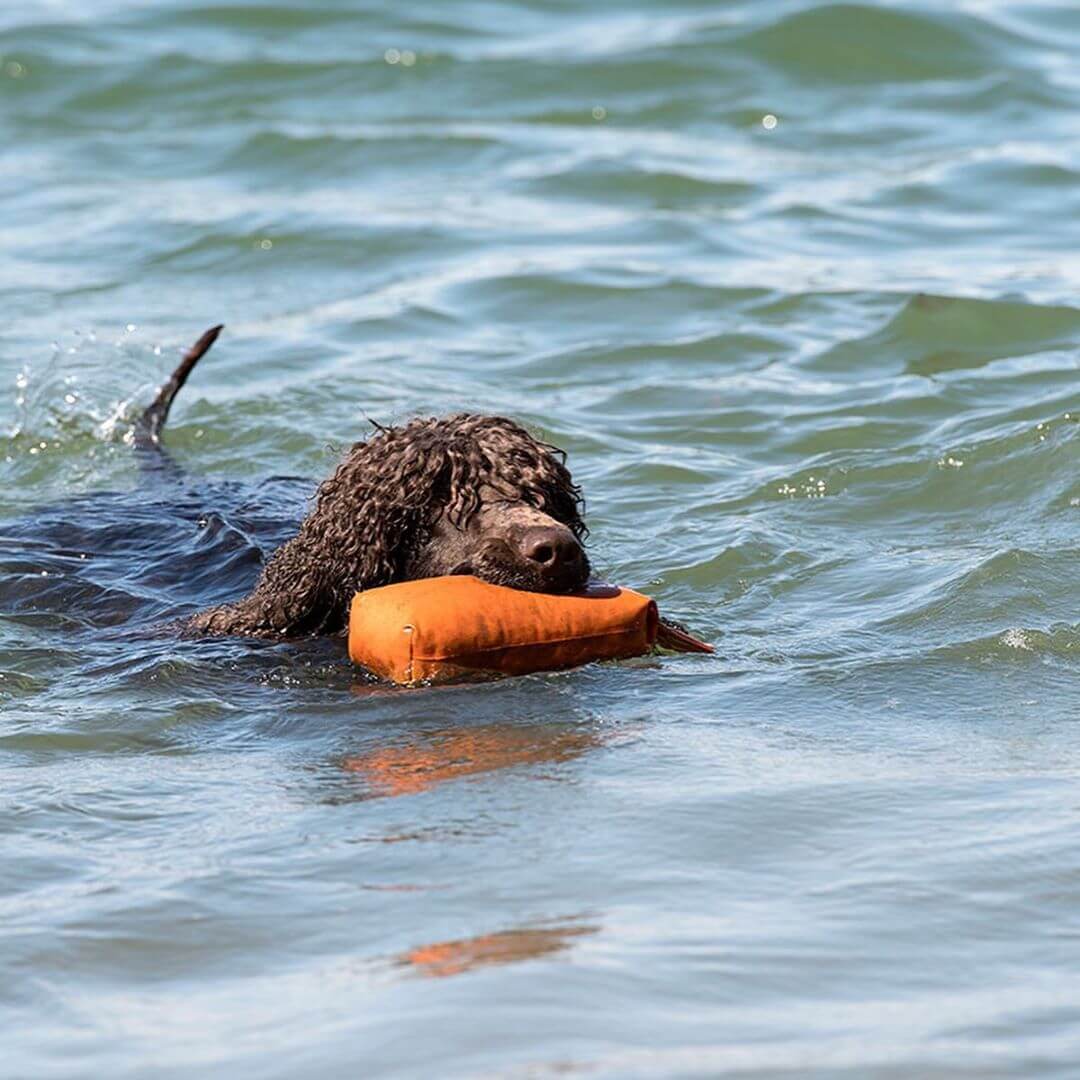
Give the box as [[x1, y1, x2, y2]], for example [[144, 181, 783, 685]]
[[4, 1, 1080, 1076]]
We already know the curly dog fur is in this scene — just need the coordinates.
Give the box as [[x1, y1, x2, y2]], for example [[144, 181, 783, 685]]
[[185, 414, 589, 638]]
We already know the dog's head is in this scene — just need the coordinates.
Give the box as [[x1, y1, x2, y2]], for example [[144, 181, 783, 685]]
[[307, 414, 590, 607], [410, 491, 589, 594]]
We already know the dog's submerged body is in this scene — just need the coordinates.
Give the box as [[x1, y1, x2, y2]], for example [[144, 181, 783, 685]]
[[4, 327, 710, 658], [148, 328, 592, 639]]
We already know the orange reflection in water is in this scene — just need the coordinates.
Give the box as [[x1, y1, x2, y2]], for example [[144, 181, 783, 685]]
[[402, 922, 596, 979], [342, 723, 600, 798]]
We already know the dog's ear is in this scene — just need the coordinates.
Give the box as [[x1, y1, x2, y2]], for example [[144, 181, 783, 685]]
[[220, 436, 440, 636], [304, 436, 442, 590]]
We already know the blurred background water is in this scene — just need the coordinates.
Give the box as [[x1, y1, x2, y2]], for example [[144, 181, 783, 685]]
[[3, 1, 1080, 1076]]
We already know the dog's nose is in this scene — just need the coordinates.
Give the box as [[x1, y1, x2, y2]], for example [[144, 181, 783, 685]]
[[520, 525, 583, 574]]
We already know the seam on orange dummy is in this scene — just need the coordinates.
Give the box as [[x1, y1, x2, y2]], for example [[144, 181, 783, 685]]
[[403, 625, 414, 683]]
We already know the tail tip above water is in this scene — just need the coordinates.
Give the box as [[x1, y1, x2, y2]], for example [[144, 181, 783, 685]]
[[135, 322, 224, 449]]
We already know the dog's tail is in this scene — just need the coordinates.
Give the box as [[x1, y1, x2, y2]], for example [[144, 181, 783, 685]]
[[134, 324, 223, 449]]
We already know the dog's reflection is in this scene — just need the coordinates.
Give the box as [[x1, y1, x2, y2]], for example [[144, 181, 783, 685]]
[[399, 920, 597, 978], [342, 722, 602, 798]]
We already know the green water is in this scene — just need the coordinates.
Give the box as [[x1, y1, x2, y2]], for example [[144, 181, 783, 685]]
[[3, 1, 1080, 1076]]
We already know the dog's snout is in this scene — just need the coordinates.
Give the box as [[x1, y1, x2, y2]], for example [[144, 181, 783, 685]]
[[520, 526, 582, 572]]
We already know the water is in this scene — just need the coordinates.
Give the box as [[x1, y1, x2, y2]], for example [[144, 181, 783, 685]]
[[3, 0, 1080, 1075]]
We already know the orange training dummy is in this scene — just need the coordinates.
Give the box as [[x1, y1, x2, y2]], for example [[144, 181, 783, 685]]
[[348, 576, 707, 686]]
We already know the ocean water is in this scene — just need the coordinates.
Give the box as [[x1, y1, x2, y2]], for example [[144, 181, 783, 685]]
[[3, 0, 1080, 1076]]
